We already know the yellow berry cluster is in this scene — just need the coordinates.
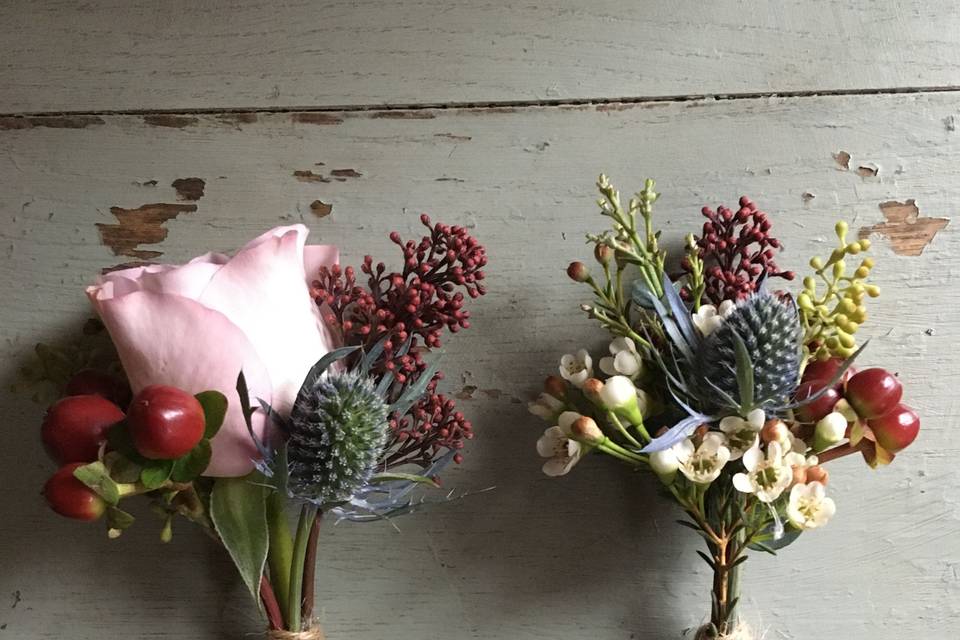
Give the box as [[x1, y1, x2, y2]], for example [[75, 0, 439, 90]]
[[797, 221, 880, 359]]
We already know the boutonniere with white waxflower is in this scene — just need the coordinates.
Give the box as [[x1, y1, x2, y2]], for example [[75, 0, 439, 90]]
[[526, 176, 921, 640]]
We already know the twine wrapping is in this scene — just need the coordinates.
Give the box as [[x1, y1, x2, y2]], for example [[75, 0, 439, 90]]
[[266, 624, 325, 640]]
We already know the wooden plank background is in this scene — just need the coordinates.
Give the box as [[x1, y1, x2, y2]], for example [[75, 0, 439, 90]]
[[1, 3, 958, 639]]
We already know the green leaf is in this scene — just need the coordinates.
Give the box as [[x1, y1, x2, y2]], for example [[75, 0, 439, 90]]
[[731, 331, 754, 413], [140, 460, 173, 489], [195, 390, 228, 439], [106, 506, 135, 531], [73, 461, 120, 505], [104, 451, 142, 484], [368, 472, 440, 488], [210, 474, 269, 607], [106, 422, 146, 464], [171, 440, 212, 482]]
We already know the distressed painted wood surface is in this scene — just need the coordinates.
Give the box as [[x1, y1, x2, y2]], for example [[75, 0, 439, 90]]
[[4, 0, 960, 113], [0, 93, 957, 638]]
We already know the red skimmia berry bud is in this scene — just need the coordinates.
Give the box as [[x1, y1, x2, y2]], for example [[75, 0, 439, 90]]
[[567, 261, 590, 282], [845, 368, 903, 419], [868, 404, 919, 453]]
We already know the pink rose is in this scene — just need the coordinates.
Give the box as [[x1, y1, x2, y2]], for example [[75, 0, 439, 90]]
[[86, 225, 337, 477]]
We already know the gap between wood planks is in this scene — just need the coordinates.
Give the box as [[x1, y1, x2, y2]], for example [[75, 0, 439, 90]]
[[4, 84, 960, 119]]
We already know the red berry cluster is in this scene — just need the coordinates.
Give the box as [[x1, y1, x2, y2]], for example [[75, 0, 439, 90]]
[[41, 369, 207, 522], [682, 196, 795, 304], [796, 359, 919, 465], [309, 214, 486, 469]]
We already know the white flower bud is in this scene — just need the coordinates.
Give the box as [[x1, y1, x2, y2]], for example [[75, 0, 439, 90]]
[[649, 448, 680, 480], [599, 375, 636, 409], [814, 412, 848, 451]]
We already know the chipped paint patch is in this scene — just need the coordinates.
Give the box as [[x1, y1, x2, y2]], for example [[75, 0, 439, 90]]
[[859, 200, 949, 256], [0, 115, 105, 130], [143, 114, 198, 128], [370, 110, 436, 119], [135, 179, 158, 187], [294, 170, 330, 183], [97, 203, 197, 259], [436, 177, 465, 182], [101, 260, 154, 274], [216, 112, 258, 126], [171, 178, 205, 201], [857, 163, 879, 178], [833, 150, 851, 170], [291, 113, 343, 125], [456, 385, 478, 400], [310, 200, 332, 218], [434, 133, 472, 142], [330, 169, 362, 180]]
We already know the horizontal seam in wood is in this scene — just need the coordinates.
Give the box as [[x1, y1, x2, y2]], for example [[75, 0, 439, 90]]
[[5, 85, 960, 118]]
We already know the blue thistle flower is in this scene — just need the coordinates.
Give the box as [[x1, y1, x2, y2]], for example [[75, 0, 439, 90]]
[[285, 370, 389, 505]]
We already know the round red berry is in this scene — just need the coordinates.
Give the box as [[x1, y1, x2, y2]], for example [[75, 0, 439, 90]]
[[868, 404, 920, 453], [845, 368, 903, 419], [65, 369, 132, 407], [794, 381, 841, 423], [802, 357, 855, 390], [42, 394, 125, 464], [43, 463, 107, 521], [127, 385, 205, 460]]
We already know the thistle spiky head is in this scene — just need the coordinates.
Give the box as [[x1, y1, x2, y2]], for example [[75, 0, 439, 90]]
[[286, 370, 389, 505], [692, 290, 802, 414]]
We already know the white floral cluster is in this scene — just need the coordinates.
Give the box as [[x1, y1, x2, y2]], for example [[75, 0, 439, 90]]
[[531, 313, 849, 534]]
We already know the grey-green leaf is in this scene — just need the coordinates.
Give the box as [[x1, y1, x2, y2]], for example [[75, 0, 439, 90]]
[[368, 472, 440, 488], [210, 474, 269, 608], [731, 331, 754, 413], [195, 390, 228, 439], [73, 461, 120, 505]]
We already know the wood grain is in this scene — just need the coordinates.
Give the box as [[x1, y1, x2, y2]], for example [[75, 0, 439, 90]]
[[0, 93, 957, 638], [4, 0, 960, 113]]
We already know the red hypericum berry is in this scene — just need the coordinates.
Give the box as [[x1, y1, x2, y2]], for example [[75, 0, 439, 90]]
[[845, 368, 903, 419], [802, 358, 855, 391], [127, 385, 205, 460], [64, 369, 132, 407], [43, 463, 107, 521], [42, 395, 125, 464], [794, 381, 841, 423], [868, 404, 920, 453]]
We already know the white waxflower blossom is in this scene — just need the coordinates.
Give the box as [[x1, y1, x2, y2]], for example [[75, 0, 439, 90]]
[[559, 350, 593, 388], [649, 447, 680, 479], [732, 440, 794, 503], [528, 393, 564, 421], [691, 300, 736, 336], [787, 481, 836, 530], [718, 408, 765, 460], [599, 337, 643, 378], [536, 411, 585, 477], [674, 433, 731, 484]]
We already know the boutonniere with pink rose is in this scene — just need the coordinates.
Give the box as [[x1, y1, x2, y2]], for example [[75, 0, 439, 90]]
[[32, 217, 487, 638], [528, 176, 920, 639]]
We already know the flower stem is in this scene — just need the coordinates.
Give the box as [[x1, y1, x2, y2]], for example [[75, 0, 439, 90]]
[[266, 492, 294, 623], [259, 575, 284, 631], [300, 511, 324, 624], [287, 504, 318, 631]]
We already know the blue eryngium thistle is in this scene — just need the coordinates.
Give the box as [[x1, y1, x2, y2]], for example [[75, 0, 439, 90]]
[[286, 370, 389, 505]]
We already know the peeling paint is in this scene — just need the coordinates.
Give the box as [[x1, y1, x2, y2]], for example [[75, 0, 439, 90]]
[[293, 170, 330, 183], [135, 179, 158, 187], [802, 192, 816, 202], [859, 200, 949, 256], [97, 203, 197, 259], [0, 115, 104, 130], [857, 163, 879, 178], [291, 113, 343, 125], [455, 385, 478, 400], [436, 177, 465, 182], [370, 110, 435, 119], [171, 178, 205, 201], [330, 169, 362, 180], [434, 133, 472, 142], [833, 150, 851, 170], [101, 260, 154, 274], [216, 112, 258, 125], [143, 114, 198, 128], [310, 200, 333, 218]]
